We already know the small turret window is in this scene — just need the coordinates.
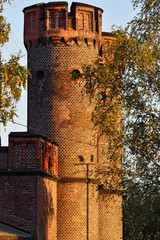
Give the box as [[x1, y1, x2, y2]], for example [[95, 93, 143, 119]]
[[27, 12, 36, 32], [34, 69, 46, 82], [79, 13, 84, 30], [86, 13, 92, 31], [79, 11, 93, 31], [33, 14, 36, 31], [59, 9, 66, 29], [26, 144, 35, 168], [71, 69, 81, 80], [13, 144, 22, 168], [50, 12, 56, 29]]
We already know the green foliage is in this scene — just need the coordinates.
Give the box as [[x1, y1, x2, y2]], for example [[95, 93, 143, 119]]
[[0, 52, 29, 125], [123, 163, 160, 240], [83, 0, 160, 238], [0, 0, 30, 125], [122, 0, 160, 237], [122, 0, 160, 177], [0, 15, 10, 46], [82, 36, 124, 191]]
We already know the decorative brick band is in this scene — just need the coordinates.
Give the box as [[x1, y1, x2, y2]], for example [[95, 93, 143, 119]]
[[0, 169, 59, 181], [59, 177, 99, 183]]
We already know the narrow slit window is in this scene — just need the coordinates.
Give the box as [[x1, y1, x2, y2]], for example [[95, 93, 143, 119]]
[[59, 9, 66, 29], [79, 13, 84, 30], [50, 12, 56, 29]]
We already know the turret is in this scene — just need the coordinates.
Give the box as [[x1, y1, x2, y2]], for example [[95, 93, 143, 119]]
[[23, 2, 122, 240], [24, 2, 103, 48]]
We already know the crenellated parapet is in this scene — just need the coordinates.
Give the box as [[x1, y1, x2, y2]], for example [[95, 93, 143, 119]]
[[0, 132, 58, 177], [23, 2, 103, 48]]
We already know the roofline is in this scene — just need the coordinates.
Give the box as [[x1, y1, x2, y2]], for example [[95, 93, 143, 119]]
[[23, 1, 68, 12], [23, 1, 103, 13], [9, 132, 58, 146], [0, 147, 8, 152], [102, 31, 115, 37], [71, 2, 103, 12], [23, 2, 45, 12], [0, 222, 31, 237]]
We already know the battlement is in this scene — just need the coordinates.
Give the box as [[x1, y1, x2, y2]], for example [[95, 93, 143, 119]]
[[0, 132, 58, 177], [23, 1, 103, 48]]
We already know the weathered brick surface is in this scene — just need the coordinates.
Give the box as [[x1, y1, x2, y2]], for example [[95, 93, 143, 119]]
[[0, 175, 37, 239], [0, 174, 57, 240], [8, 133, 58, 176], [57, 182, 99, 240], [37, 177, 57, 240], [0, 134, 58, 239], [27, 39, 101, 238], [98, 193, 122, 240]]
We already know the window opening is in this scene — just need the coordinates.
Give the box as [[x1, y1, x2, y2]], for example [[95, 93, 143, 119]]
[[50, 12, 56, 28], [27, 12, 36, 32], [33, 14, 36, 31], [79, 13, 84, 30], [99, 45, 102, 57], [71, 69, 81, 80], [59, 9, 66, 29], [86, 13, 92, 31], [35, 69, 46, 82]]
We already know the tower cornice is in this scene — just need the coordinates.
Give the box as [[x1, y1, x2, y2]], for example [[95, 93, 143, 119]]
[[23, 1, 103, 49]]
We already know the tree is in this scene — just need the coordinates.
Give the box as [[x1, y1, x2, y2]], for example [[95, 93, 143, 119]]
[[83, 0, 160, 183], [83, 0, 160, 238], [83, 0, 160, 173], [123, 0, 160, 172], [123, 160, 160, 240], [0, 0, 29, 125], [83, 36, 124, 192]]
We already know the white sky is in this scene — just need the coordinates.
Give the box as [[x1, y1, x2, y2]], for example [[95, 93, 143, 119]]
[[1, 0, 137, 145]]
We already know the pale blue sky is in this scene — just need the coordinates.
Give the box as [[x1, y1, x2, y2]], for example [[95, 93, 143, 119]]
[[1, 0, 137, 145]]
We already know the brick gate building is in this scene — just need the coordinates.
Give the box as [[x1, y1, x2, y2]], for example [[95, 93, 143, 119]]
[[0, 2, 122, 240]]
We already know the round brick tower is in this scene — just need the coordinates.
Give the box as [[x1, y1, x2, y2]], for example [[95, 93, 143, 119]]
[[23, 2, 122, 240]]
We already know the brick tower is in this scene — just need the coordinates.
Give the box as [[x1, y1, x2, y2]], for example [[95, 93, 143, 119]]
[[23, 2, 122, 240]]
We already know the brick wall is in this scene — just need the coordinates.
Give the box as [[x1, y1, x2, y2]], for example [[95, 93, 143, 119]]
[[8, 133, 58, 176], [0, 175, 37, 239], [37, 177, 57, 240], [24, 2, 122, 240], [0, 134, 58, 239], [99, 193, 122, 240], [0, 174, 58, 240], [27, 41, 100, 239]]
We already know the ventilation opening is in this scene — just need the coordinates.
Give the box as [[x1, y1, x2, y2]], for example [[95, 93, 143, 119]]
[[99, 45, 102, 57], [71, 69, 81, 80], [36, 70, 45, 81], [98, 184, 104, 190]]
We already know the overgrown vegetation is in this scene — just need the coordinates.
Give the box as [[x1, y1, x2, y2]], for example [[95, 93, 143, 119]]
[[83, 0, 160, 238]]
